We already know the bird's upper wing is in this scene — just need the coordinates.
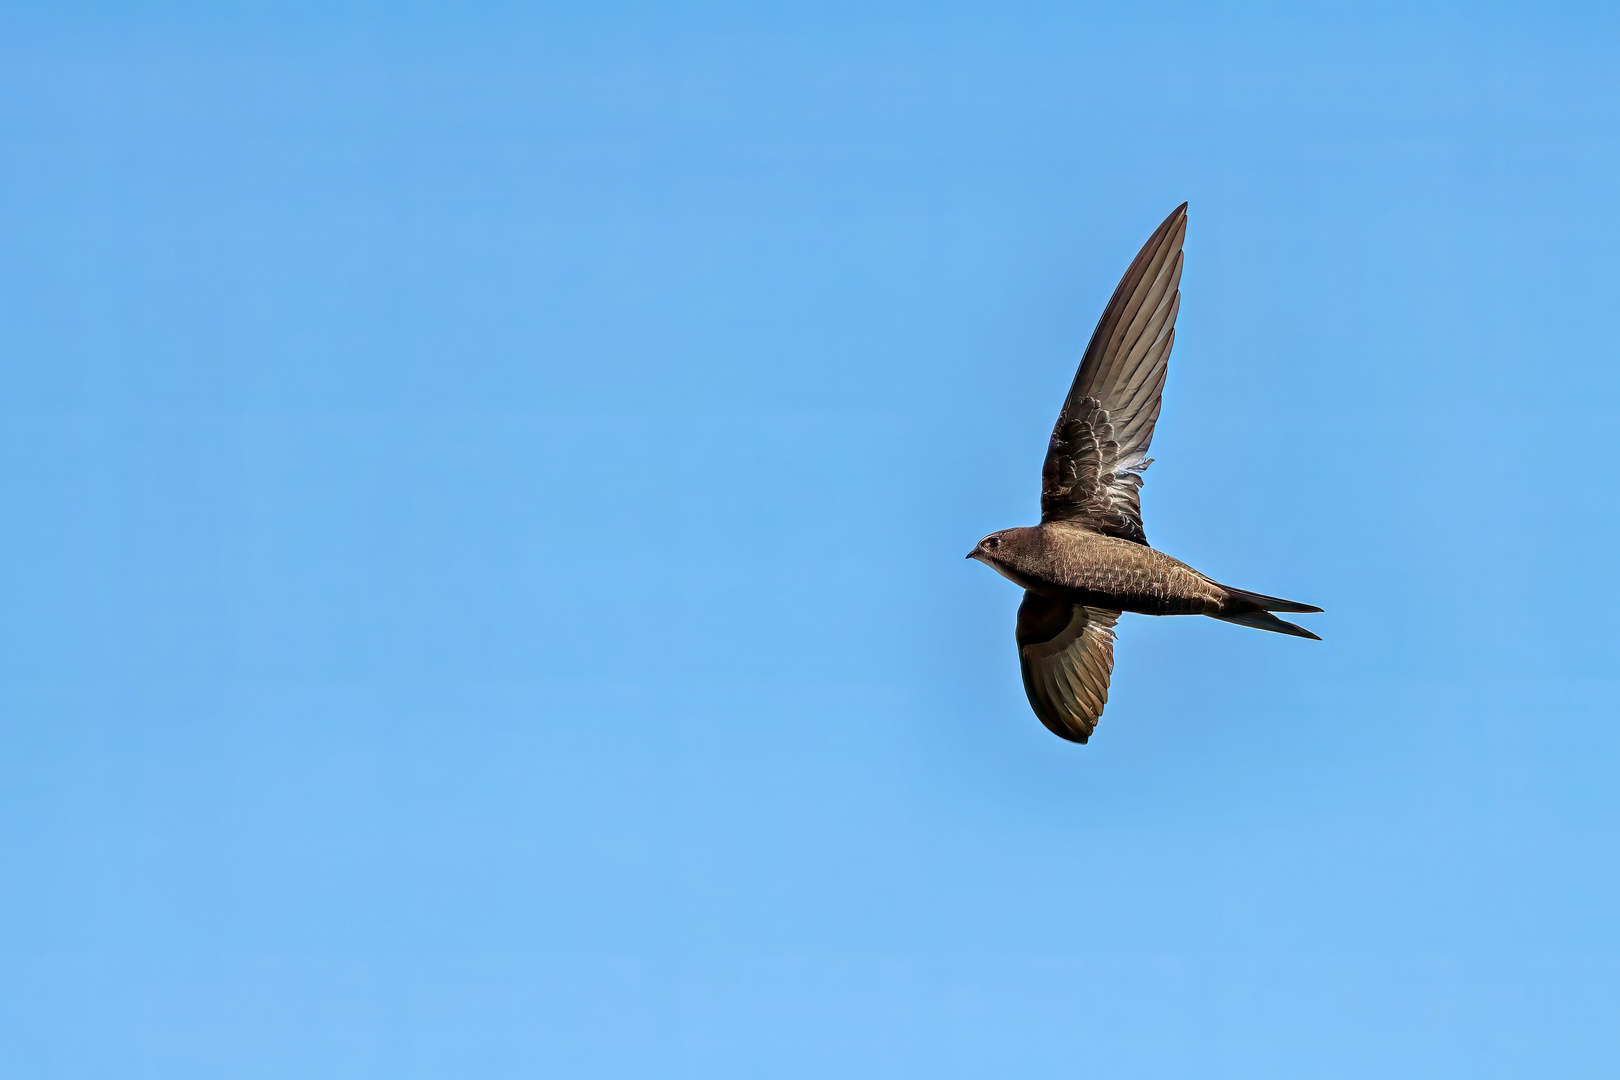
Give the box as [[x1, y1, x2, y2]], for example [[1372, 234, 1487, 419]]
[[1040, 203, 1187, 544], [1015, 591, 1120, 743]]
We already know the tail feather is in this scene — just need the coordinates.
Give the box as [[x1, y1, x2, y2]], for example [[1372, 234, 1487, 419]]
[[1220, 586, 1323, 614], [1211, 583, 1323, 639], [1211, 610, 1321, 640]]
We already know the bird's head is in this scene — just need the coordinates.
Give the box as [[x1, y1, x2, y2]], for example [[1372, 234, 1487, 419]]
[[967, 531, 1008, 564], [966, 527, 1041, 585]]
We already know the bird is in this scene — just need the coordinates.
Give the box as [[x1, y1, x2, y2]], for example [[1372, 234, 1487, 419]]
[[966, 203, 1320, 743]]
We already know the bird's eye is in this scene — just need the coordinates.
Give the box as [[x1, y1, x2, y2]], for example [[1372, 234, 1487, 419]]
[[985, 536, 1002, 549]]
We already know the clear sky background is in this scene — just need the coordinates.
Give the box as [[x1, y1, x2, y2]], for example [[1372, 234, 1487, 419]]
[[2, 2, 1618, 1076]]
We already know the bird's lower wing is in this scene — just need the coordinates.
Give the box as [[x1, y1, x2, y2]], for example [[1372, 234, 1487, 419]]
[[1015, 592, 1120, 743]]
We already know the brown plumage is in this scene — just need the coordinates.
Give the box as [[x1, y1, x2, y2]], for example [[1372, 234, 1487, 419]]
[[967, 203, 1320, 744]]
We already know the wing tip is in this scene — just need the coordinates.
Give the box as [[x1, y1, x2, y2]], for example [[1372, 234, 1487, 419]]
[[1153, 202, 1188, 233]]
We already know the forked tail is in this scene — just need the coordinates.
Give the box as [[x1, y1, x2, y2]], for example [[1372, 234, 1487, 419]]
[[1211, 585, 1323, 640]]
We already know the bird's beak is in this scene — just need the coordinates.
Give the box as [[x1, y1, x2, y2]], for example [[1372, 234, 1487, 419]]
[[966, 547, 981, 561]]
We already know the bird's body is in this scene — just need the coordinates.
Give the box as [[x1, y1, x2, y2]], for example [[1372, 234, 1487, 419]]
[[968, 203, 1319, 743], [980, 522, 1227, 615]]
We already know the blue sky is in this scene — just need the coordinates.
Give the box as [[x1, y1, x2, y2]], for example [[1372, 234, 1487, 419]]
[[2, 3, 1618, 1076]]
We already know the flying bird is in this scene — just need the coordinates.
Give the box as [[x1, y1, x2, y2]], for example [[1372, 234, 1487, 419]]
[[967, 203, 1320, 743]]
